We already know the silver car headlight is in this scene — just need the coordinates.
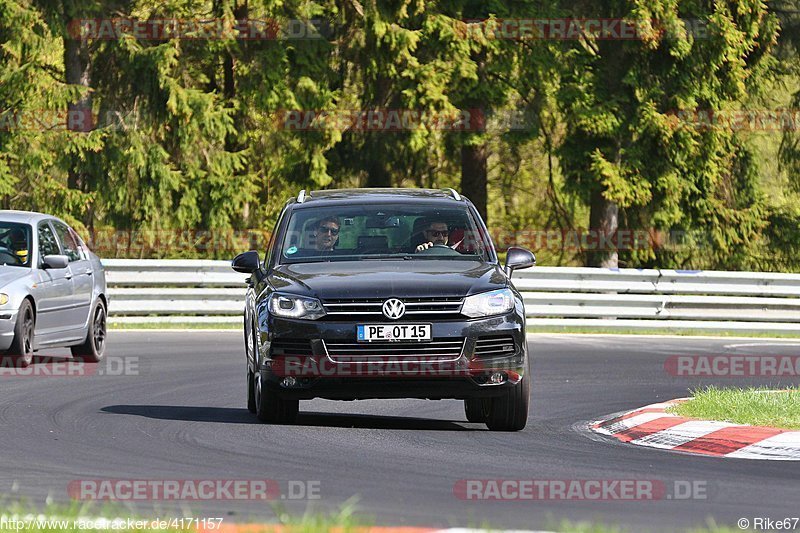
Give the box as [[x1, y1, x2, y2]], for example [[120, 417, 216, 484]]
[[461, 288, 515, 318], [0, 293, 8, 306], [268, 293, 326, 320]]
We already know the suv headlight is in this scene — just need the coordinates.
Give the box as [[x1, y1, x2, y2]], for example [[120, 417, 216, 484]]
[[268, 293, 326, 320], [461, 288, 515, 318], [0, 294, 7, 306]]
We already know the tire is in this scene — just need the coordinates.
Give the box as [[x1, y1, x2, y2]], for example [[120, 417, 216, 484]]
[[71, 300, 107, 362], [253, 371, 298, 424], [464, 398, 487, 423], [247, 370, 257, 414], [6, 299, 35, 368], [246, 315, 257, 413], [484, 365, 531, 432]]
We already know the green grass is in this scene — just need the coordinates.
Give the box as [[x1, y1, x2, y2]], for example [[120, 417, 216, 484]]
[[107, 322, 800, 337], [109, 322, 239, 330], [527, 326, 800, 338], [0, 500, 368, 533], [669, 386, 800, 430], [0, 501, 763, 533], [550, 518, 758, 532]]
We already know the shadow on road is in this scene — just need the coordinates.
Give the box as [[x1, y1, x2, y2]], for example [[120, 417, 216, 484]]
[[101, 405, 256, 424], [296, 411, 478, 431], [100, 405, 480, 431]]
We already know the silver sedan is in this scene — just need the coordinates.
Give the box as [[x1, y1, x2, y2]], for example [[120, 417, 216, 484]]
[[0, 211, 108, 367]]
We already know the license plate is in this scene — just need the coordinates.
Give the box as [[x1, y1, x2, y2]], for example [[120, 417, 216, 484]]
[[357, 324, 431, 342]]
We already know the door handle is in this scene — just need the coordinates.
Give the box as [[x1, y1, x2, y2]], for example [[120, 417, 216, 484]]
[[64, 273, 73, 280], [84, 269, 93, 275]]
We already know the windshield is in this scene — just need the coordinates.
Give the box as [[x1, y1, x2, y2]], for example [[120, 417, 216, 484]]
[[0, 222, 32, 267], [279, 203, 495, 264]]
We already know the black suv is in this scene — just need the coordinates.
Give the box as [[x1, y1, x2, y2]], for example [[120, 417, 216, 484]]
[[232, 188, 535, 431]]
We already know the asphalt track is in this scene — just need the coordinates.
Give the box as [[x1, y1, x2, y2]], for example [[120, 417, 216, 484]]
[[1, 331, 800, 531]]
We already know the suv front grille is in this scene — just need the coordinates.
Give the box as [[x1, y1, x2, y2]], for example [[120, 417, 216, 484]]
[[474, 335, 517, 357], [323, 338, 465, 361], [322, 297, 463, 320], [270, 339, 313, 357]]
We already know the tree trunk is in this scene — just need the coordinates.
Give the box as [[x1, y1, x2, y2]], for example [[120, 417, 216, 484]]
[[587, 188, 619, 267], [461, 143, 488, 222], [64, 34, 92, 190]]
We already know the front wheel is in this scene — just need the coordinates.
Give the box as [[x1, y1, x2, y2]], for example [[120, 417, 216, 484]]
[[6, 299, 35, 368], [254, 372, 298, 424], [71, 300, 107, 362], [464, 398, 488, 423], [484, 368, 530, 432]]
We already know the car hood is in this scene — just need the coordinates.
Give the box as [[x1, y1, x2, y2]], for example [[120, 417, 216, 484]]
[[0, 267, 30, 289], [268, 261, 507, 299]]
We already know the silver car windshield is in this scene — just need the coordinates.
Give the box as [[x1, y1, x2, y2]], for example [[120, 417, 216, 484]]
[[279, 204, 495, 264], [0, 222, 32, 267]]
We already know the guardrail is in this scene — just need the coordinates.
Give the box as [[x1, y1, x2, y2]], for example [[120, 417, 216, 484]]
[[103, 259, 800, 333]]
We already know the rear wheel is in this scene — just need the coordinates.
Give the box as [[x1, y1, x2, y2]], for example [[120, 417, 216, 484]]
[[71, 300, 107, 362], [7, 299, 34, 368], [484, 366, 531, 432], [254, 371, 298, 424]]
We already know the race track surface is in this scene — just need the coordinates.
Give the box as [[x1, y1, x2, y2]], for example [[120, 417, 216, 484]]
[[1, 331, 799, 531]]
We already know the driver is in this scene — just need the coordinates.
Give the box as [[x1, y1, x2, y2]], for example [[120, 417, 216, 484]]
[[415, 220, 449, 252], [312, 216, 340, 252], [7, 228, 29, 264]]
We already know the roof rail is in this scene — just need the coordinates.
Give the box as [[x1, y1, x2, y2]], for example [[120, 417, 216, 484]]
[[297, 189, 307, 203], [446, 188, 462, 201]]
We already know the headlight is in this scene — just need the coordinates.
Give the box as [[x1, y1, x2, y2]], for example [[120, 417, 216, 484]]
[[461, 288, 515, 318], [0, 294, 7, 305], [268, 293, 326, 320]]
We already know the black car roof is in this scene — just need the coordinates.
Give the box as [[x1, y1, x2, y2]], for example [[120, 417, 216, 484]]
[[290, 188, 467, 207]]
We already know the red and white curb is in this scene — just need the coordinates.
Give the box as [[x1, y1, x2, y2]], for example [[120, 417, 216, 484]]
[[591, 399, 800, 460]]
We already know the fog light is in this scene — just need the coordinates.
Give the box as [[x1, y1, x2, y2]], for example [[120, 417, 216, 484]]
[[489, 372, 507, 384], [281, 377, 297, 388]]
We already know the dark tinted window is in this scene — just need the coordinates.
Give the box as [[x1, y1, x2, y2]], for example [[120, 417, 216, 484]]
[[38, 223, 60, 259], [0, 222, 32, 267], [52, 221, 81, 262]]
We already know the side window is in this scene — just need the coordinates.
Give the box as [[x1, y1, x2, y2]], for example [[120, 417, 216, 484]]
[[264, 208, 287, 269], [69, 228, 89, 260], [52, 221, 81, 262], [38, 223, 61, 259]]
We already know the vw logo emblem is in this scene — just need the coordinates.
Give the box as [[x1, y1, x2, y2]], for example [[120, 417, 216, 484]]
[[382, 298, 406, 319]]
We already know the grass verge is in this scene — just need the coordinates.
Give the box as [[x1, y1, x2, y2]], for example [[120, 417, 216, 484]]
[[669, 386, 800, 430], [109, 322, 239, 330], [0, 501, 767, 533], [527, 326, 800, 338]]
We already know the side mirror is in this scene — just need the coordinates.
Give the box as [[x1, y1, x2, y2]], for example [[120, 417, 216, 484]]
[[232, 250, 261, 274], [504, 246, 536, 277], [42, 254, 69, 269]]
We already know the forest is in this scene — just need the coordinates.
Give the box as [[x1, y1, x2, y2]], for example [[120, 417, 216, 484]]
[[1, 0, 798, 269]]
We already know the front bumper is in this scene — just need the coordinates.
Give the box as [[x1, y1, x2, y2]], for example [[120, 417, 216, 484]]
[[257, 312, 527, 401], [0, 308, 18, 351]]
